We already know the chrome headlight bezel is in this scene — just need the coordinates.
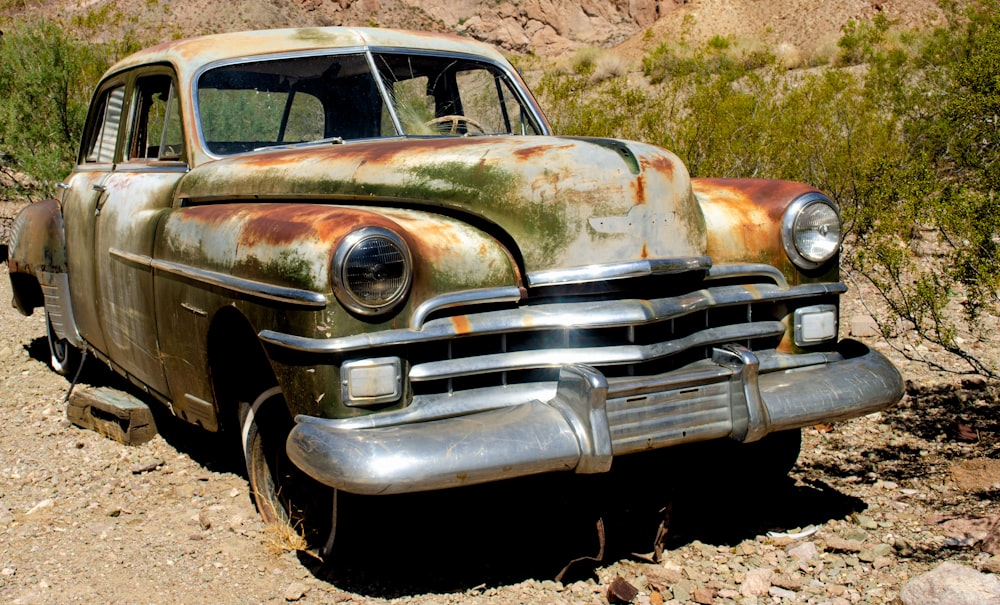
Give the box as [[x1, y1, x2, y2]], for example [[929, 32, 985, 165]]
[[332, 227, 412, 317], [781, 193, 842, 270]]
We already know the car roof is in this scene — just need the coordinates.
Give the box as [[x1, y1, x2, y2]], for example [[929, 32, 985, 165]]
[[104, 27, 510, 80]]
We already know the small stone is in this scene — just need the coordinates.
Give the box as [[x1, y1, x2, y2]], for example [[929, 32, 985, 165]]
[[2, 567, 15, 577], [850, 315, 880, 338], [284, 582, 308, 602], [131, 458, 163, 474], [741, 568, 774, 598], [672, 580, 695, 602], [853, 514, 878, 530], [894, 537, 914, 557], [859, 543, 893, 563], [983, 556, 1000, 575], [825, 537, 863, 553], [786, 541, 819, 563], [26, 499, 54, 515], [691, 587, 716, 604], [607, 576, 639, 604], [826, 584, 848, 596], [772, 573, 805, 590], [769, 586, 797, 599]]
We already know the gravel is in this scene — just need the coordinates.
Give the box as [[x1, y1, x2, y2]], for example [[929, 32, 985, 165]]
[[1, 259, 999, 604]]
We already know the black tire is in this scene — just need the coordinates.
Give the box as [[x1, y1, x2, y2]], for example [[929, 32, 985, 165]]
[[740, 428, 802, 481], [239, 386, 337, 555], [676, 428, 802, 487], [46, 310, 81, 377]]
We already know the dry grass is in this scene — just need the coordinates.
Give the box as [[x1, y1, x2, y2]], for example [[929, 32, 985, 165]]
[[261, 520, 308, 555]]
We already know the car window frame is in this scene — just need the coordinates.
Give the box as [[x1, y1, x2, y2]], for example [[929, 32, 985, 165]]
[[191, 47, 549, 159]]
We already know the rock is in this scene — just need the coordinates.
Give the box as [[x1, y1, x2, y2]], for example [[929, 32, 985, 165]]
[[853, 514, 879, 530], [671, 580, 695, 602], [984, 556, 1000, 575], [899, 562, 1000, 605], [772, 573, 805, 590], [859, 543, 893, 562], [826, 537, 864, 552], [691, 587, 716, 604], [894, 537, 915, 556], [607, 576, 638, 604], [850, 315, 880, 337], [786, 541, 819, 562], [741, 568, 774, 598], [284, 582, 309, 601], [769, 585, 797, 599]]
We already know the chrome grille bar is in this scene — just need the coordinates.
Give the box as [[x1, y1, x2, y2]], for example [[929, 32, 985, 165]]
[[409, 321, 785, 381], [259, 282, 845, 355]]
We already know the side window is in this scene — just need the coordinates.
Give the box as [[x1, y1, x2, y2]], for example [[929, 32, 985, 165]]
[[454, 70, 541, 136], [385, 76, 434, 135], [84, 86, 125, 163], [129, 75, 184, 161]]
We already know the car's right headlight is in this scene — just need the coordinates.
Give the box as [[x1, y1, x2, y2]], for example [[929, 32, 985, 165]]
[[332, 227, 412, 316], [781, 192, 842, 270]]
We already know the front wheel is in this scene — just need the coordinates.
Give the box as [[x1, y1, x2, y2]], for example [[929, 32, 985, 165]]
[[239, 387, 337, 555], [46, 311, 82, 376]]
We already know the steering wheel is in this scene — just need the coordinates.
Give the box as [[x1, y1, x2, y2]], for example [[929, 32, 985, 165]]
[[426, 114, 487, 135]]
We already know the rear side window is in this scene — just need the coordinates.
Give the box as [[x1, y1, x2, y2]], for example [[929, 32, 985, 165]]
[[83, 86, 125, 163], [129, 75, 184, 161]]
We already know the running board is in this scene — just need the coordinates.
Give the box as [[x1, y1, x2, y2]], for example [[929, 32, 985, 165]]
[[67, 385, 158, 445]]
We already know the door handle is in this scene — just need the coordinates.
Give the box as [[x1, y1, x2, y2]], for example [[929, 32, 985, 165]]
[[94, 184, 109, 216]]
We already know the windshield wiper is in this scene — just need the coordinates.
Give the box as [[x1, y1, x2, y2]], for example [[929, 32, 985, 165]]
[[254, 136, 344, 152]]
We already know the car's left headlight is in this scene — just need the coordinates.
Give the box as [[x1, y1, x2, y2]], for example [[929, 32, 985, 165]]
[[781, 193, 841, 269], [333, 227, 412, 316]]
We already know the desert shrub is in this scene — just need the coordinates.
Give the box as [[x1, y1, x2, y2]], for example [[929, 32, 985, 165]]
[[539, 5, 1000, 373], [0, 22, 142, 198], [842, 0, 1000, 373]]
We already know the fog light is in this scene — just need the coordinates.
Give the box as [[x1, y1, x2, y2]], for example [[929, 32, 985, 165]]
[[793, 305, 838, 346], [341, 357, 402, 406]]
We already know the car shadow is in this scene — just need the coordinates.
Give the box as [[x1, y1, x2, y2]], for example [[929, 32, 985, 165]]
[[27, 336, 867, 596], [26, 336, 241, 473], [310, 448, 866, 598]]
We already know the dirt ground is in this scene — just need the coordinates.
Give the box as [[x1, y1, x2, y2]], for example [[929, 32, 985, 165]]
[[0, 3, 997, 602], [1, 252, 999, 604]]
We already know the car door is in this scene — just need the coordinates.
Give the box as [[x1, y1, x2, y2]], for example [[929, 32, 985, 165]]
[[61, 80, 128, 358], [92, 70, 187, 397]]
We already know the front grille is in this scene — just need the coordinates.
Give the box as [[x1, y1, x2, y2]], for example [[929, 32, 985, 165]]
[[408, 300, 787, 397]]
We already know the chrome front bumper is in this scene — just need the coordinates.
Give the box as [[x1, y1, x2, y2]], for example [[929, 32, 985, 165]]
[[285, 339, 904, 495]]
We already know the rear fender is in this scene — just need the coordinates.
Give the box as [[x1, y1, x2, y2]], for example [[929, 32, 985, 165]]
[[7, 200, 68, 316]]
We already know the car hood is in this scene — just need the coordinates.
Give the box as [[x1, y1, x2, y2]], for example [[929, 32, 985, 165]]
[[176, 136, 707, 281]]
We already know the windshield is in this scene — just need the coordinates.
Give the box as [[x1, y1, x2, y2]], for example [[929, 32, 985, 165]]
[[197, 51, 543, 155]]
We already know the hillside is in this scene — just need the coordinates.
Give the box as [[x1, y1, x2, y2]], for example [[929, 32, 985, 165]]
[[0, 0, 951, 58]]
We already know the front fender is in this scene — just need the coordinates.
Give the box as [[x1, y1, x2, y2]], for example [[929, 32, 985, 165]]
[[7, 199, 67, 315], [692, 178, 839, 285]]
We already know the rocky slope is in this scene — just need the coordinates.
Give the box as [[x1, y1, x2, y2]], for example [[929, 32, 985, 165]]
[[0, 0, 952, 57]]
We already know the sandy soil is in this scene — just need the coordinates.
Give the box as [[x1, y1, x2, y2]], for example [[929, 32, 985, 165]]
[[2, 257, 1000, 604]]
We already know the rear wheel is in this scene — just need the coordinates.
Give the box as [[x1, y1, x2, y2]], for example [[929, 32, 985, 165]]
[[46, 310, 81, 376], [239, 386, 337, 556]]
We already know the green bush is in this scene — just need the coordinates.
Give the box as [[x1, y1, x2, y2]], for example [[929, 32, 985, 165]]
[[0, 22, 143, 198], [537, 1, 1000, 373]]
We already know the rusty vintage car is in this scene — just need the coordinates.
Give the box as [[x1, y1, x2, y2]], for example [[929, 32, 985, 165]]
[[7, 27, 903, 551]]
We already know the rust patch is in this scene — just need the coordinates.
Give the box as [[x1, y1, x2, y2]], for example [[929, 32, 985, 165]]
[[510, 142, 576, 161], [450, 315, 472, 334], [693, 178, 820, 222], [642, 153, 676, 181], [630, 174, 647, 205]]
